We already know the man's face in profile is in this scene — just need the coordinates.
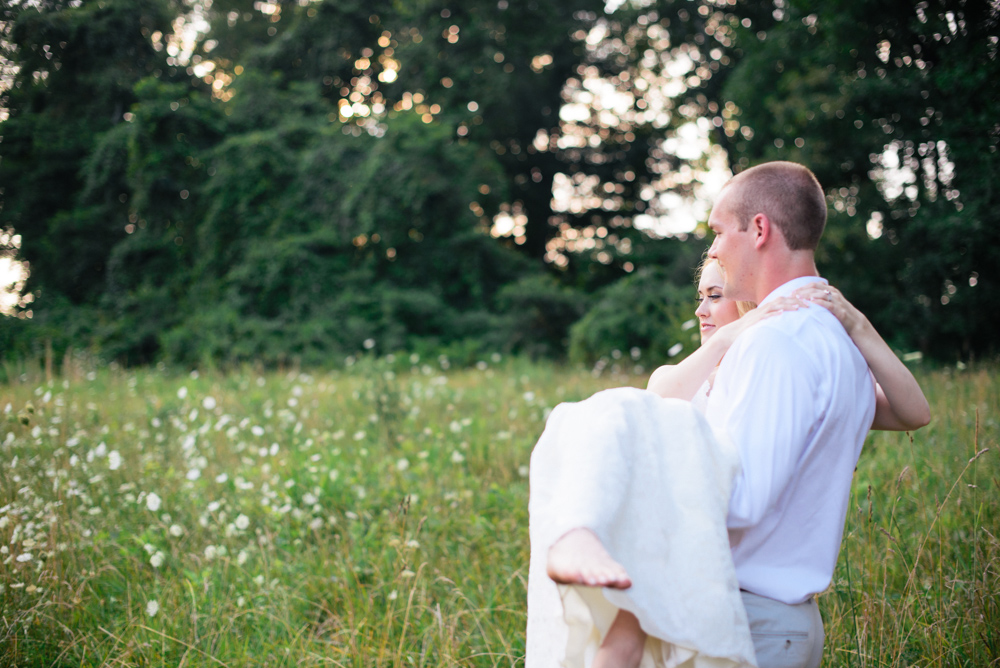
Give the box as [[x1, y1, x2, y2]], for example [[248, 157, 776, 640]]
[[707, 188, 756, 302]]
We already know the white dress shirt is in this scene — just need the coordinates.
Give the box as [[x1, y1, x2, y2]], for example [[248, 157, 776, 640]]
[[706, 276, 876, 604]]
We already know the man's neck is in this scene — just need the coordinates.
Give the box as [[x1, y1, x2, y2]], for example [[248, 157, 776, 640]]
[[753, 252, 819, 304]]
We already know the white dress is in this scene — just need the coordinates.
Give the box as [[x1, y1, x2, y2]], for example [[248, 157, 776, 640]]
[[525, 386, 756, 668]]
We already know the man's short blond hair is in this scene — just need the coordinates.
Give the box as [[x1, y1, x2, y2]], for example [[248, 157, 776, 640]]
[[723, 161, 827, 251]]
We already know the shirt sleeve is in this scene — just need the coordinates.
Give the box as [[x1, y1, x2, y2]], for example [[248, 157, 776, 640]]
[[712, 324, 822, 529]]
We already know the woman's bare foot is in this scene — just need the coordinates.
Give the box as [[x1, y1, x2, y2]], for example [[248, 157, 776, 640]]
[[546, 528, 632, 588]]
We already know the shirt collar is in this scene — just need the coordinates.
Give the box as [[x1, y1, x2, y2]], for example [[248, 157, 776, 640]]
[[758, 276, 828, 306]]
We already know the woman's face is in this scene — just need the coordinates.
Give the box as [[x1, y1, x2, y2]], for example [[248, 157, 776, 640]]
[[695, 261, 741, 344]]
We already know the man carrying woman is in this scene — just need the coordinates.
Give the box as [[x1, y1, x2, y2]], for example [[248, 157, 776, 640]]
[[527, 161, 929, 668]]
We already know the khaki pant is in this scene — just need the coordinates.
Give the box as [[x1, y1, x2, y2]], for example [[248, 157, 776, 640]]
[[741, 591, 825, 668]]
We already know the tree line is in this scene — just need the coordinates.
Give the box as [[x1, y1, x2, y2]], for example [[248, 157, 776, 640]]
[[1, 0, 996, 368]]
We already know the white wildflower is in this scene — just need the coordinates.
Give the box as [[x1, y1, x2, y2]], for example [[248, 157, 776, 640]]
[[450, 451, 465, 464], [108, 451, 122, 471], [215, 473, 228, 483], [16, 552, 32, 563], [251, 426, 264, 437], [146, 493, 162, 512], [169, 524, 184, 537], [235, 514, 250, 530], [177, 387, 188, 399], [202, 396, 217, 410], [237, 550, 248, 566], [186, 469, 201, 481], [353, 431, 365, 441], [204, 545, 218, 560], [519, 465, 530, 478], [396, 458, 409, 472], [146, 600, 159, 617], [150, 551, 164, 568], [388, 590, 398, 600]]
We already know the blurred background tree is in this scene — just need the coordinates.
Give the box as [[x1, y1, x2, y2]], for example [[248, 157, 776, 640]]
[[0, 0, 995, 366]]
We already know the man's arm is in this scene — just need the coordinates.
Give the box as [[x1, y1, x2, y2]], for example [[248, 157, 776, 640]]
[[711, 325, 821, 529]]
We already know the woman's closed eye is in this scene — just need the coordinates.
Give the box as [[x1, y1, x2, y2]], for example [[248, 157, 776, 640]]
[[696, 294, 723, 303]]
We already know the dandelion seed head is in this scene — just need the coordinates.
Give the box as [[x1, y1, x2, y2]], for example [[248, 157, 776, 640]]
[[396, 458, 410, 471], [108, 451, 122, 471], [235, 514, 250, 530], [146, 600, 159, 617], [146, 493, 162, 512], [202, 396, 217, 410], [450, 451, 465, 464], [177, 387, 188, 400], [150, 551, 164, 568], [169, 524, 184, 537]]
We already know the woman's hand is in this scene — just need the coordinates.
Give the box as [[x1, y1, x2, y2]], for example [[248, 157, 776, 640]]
[[792, 282, 930, 431], [791, 283, 867, 335], [712, 296, 805, 346]]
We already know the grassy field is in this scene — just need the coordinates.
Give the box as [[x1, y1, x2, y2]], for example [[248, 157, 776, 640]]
[[0, 355, 997, 667]]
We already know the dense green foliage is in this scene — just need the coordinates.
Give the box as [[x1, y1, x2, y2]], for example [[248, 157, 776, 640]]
[[1, 360, 997, 665], [0, 0, 996, 364]]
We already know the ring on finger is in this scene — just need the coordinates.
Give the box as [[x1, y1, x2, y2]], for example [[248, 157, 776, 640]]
[[824, 289, 832, 301]]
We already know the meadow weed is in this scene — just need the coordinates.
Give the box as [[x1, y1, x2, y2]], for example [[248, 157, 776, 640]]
[[0, 357, 996, 666]]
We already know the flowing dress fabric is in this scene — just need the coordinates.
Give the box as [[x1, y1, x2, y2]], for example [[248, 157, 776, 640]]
[[526, 387, 756, 668]]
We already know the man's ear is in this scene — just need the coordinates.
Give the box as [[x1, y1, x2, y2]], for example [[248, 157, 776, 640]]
[[753, 213, 770, 250]]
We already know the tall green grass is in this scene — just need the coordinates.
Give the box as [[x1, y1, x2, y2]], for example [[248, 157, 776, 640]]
[[1, 357, 997, 667]]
